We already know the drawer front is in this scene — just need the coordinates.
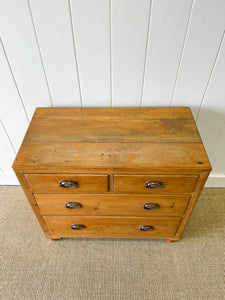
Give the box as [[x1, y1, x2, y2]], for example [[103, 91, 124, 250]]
[[114, 175, 198, 194], [36, 194, 189, 216], [44, 216, 181, 238], [25, 174, 108, 193]]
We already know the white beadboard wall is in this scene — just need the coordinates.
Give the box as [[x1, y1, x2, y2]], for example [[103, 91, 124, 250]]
[[0, 0, 225, 186]]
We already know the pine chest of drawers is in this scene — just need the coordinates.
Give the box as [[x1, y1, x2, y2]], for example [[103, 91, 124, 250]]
[[13, 107, 211, 241]]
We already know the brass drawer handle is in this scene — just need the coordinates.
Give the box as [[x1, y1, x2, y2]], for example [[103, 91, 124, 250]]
[[71, 224, 85, 230], [65, 202, 82, 209], [59, 180, 78, 188], [143, 203, 160, 210], [139, 225, 154, 231], [144, 180, 164, 189]]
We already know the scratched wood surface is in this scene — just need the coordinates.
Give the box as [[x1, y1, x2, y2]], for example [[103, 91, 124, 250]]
[[13, 108, 210, 171], [44, 215, 181, 238], [12, 107, 211, 241], [24, 107, 201, 143], [35, 194, 190, 217]]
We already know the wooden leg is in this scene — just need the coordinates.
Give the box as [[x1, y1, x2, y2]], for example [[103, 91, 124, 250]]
[[167, 239, 176, 243], [45, 234, 61, 240], [49, 238, 61, 241]]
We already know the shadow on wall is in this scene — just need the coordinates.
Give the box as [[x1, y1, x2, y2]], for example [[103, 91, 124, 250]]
[[194, 107, 225, 174]]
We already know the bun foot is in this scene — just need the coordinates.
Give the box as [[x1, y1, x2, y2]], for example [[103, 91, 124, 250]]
[[167, 239, 176, 243]]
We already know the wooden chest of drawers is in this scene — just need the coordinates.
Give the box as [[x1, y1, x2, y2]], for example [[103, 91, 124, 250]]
[[13, 107, 211, 241]]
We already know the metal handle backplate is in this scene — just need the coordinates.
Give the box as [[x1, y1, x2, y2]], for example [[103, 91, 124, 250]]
[[144, 180, 164, 189], [65, 202, 82, 209], [71, 224, 85, 230], [59, 180, 78, 188], [139, 225, 155, 231], [143, 203, 160, 210]]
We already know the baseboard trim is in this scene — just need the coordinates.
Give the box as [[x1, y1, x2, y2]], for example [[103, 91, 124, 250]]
[[205, 174, 225, 187], [0, 173, 224, 187], [0, 174, 19, 185]]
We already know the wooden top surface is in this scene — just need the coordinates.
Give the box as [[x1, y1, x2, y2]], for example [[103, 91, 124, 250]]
[[24, 107, 201, 143], [13, 107, 211, 170]]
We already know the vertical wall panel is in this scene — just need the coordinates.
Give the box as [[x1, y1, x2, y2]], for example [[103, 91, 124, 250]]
[[70, 0, 110, 107], [171, 0, 225, 118], [210, 123, 225, 174], [196, 35, 225, 157], [142, 0, 192, 106], [112, 0, 151, 106], [0, 0, 52, 119], [0, 121, 16, 173], [0, 0, 225, 185], [0, 41, 29, 151], [0, 123, 19, 184], [29, 0, 81, 106]]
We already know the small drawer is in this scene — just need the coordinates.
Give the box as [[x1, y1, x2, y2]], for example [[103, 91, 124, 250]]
[[44, 216, 181, 238], [114, 175, 198, 194], [35, 194, 190, 216], [25, 174, 108, 193]]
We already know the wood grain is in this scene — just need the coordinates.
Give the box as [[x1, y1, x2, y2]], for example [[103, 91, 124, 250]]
[[25, 174, 108, 193], [114, 175, 198, 194], [44, 216, 181, 238], [35, 194, 190, 216], [12, 107, 211, 241], [24, 107, 201, 143], [175, 171, 210, 238], [13, 142, 211, 170], [14, 170, 50, 236]]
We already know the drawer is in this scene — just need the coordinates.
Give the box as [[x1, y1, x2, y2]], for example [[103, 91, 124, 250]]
[[114, 175, 198, 194], [25, 174, 108, 193], [44, 216, 181, 238], [35, 194, 190, 216]]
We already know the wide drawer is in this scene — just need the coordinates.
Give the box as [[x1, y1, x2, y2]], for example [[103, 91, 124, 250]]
[[25, 174, 108, 193], [35, 194, 190, 216], [114, 175, 198, 194], [44, 216, 181, 238]]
